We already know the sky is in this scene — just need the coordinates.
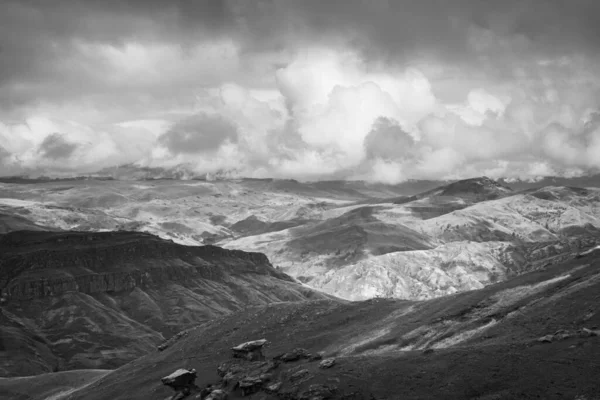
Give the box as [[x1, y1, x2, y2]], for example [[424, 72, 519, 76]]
[[1, 0, 600, 182]]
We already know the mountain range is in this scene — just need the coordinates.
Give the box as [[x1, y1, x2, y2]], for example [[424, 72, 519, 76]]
[[1, 174, 600, 399]]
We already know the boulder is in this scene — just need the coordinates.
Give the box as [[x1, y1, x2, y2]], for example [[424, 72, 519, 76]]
[[290, 369, 310, 382], [537, 335, 554, 343], [232, 339, 268, 361], [578, 328, 598, 337], [275, 348, 311, 362], [264, 381, 282, 394], [319, 358, 336, 369], [537, 329, 577, 343], [237, 374, 271, 396], [161, 368, 197, 392], [217, 362, 244, 378], [553, 329, 572, 341]]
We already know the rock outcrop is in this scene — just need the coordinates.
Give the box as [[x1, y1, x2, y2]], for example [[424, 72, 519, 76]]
[[319, 358, 336, 369], [162, 368, 199, 398], [537, 328, 599, 343], [162, 339, 337, 400], [231, 339, 268, 361], [0, 231, 333, 376], [0, 230, 283, 301]]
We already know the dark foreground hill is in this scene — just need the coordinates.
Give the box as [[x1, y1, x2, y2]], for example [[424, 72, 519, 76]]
[[5, 247, 597, 400], [0, 230, 332, 377]]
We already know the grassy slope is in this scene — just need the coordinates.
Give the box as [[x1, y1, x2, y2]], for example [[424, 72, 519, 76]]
[[0, 369, 110, 400], [51, 251, 600, 400]]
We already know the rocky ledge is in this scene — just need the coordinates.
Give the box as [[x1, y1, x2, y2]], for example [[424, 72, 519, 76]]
[[0, 230, 287, 301]]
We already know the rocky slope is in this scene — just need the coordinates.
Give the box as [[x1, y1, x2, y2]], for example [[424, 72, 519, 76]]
[[0, 231, 332, 377], [225, 179, 600, 299], [5, 248, 598, 399], [3, 177, 600, 303]]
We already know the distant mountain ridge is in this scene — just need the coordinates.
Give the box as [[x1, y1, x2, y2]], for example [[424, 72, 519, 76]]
[[2, 176, 600, 304], [225, 177, 600, 300], [4, 163, 600, 192]]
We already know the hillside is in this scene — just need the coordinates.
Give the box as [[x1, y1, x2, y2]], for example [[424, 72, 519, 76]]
[[0, 231, 332, 377], [5, 248, 598, 399], [225, 179, 600, 299], [2, 177, 600, 303]]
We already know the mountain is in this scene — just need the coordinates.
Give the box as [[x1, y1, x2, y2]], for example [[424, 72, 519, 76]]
[[2, 176, 600, 303], [413, 176, 514, 202], [225, 178, 600, 299], [2, 176, 600, 398], [499, 173, 600, 191], [4, 249, 598, 400], [0, 230, 332, 377]]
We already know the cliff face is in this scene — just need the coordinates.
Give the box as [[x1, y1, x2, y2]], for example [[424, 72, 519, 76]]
[[0, 231, 285, 301], [0, 231, 330, 377]]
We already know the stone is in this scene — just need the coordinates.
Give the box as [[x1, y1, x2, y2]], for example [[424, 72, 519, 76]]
[[319, 358, 336, 369], [158, 331, 189, 352], [264, 381, 282, 394], [232, 339, 268, 352], [205, 389, 227, 400], [218, 362, 243, 378], [423, 348, 434, 355], [276, 348, 311, 362], [237, 374, 271, 396], [290, 369, 310, 382], [537, 335, 554, 343], [161, 368, 197, 392], [553, 329, 572, 341], [232, 339, 268, 361], [579, 328, 598, 337]]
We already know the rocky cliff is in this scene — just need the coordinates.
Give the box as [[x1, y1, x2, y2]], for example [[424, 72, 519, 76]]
[[0, 231, 286, 301], [0, 230, 332, 377]]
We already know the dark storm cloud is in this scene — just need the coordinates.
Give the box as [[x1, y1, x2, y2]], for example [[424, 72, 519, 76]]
[[0, 0, 237, 109], [158, 113, 238, 155], [38, 133, 78, 160], [232, 0, 600, 62], [2, 0, 600, 109]]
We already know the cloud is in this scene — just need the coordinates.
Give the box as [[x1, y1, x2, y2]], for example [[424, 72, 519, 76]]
[[38, 133, 78, 160], [158, 113, 238, 155], [363, 117, 416, 161], [1, 0, 600, 181], [0, 145, 9, 163]]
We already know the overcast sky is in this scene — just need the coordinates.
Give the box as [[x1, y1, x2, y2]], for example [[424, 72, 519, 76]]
[[1, 0, 599, 181]]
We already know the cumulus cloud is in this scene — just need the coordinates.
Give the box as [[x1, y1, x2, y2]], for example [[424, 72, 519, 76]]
[[1, 0, 600, 181]]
